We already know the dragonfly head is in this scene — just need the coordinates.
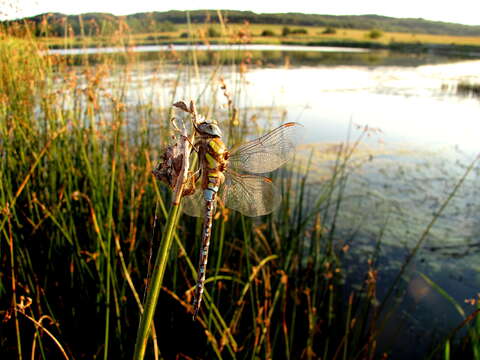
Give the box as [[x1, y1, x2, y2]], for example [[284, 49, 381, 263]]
[[196, 122, 223, 138]]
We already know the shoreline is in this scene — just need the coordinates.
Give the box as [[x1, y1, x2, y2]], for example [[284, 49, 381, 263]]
[[43, 39, 480, 58]]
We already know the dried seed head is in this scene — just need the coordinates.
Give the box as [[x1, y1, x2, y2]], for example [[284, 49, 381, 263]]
[[173, 101, 190, 113]]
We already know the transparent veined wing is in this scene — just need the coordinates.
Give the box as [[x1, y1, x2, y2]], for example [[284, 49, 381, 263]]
[[219, 170, 281, 217], [228, 122, 302, 174], [182, 187, 204, 217], [182, 171, 281, 217]]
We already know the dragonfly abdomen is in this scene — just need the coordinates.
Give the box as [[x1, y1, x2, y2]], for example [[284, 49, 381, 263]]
[[192, 195, 216, 320], [192, 137, 228, 320]]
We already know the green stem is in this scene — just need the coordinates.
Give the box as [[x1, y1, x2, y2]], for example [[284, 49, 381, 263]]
[[133, 202, 181, 359], [103, 156, 116, 360]]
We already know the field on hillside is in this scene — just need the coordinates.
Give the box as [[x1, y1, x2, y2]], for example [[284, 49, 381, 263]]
[[37, 22, 480, 48]]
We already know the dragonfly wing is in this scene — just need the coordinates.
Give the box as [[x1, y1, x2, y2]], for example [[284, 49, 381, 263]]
[[220, 170, 281, 217], [228, 122, 302, 174], [182, 188, 204, 217]]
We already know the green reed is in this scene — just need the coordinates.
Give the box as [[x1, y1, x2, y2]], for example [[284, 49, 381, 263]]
[[2, 19, 477, 360]]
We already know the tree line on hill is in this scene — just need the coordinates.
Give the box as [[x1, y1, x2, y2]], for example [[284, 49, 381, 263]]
[[3, 10, 480, 37]]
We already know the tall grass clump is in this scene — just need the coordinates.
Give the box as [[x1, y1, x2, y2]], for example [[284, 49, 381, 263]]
[[1, 21, 170, 358]]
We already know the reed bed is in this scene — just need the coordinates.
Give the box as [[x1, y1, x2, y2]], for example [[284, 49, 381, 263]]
[[1, 21, 479, 360]]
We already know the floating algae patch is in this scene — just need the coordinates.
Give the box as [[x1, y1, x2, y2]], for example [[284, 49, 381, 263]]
[[303, 142, 480, 251], [300, 142, 480, 290]]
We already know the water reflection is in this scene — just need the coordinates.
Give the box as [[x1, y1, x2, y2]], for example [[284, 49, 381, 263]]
[[47, 43, 471, 67], [242, 62, 480, 152]]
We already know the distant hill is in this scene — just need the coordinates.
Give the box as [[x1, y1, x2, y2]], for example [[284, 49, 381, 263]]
[[3, 10, 480, 37]]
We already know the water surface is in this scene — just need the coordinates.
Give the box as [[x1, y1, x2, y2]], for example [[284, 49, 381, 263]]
[[47, 43, 369, 56]]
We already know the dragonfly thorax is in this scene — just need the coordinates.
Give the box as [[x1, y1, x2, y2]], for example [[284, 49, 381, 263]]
[[196, 136, 229, 194]]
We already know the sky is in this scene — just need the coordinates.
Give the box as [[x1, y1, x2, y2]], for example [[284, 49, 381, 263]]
[[1, 0, 479, 26]]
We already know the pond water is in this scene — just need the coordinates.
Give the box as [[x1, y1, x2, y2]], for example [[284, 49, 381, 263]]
[[59, 45, 480, 357], [244, 61, 480, 151], [47, 43, 369, 56]]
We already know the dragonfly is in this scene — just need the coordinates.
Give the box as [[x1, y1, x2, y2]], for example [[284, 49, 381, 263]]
[[183, 120, 302, 320]]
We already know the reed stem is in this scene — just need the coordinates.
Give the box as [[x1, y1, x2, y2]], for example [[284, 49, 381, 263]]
[[133, 201, 181, 359]]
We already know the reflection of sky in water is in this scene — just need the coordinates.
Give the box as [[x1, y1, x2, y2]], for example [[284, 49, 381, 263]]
[[242, 62, 480, 153], [47, 44, 370, 56]]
